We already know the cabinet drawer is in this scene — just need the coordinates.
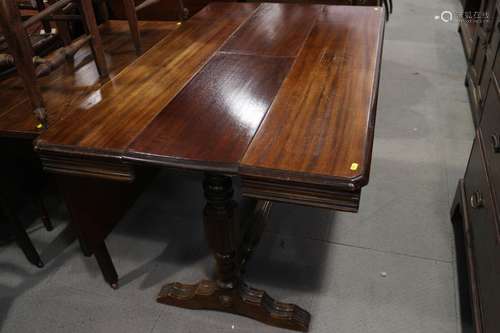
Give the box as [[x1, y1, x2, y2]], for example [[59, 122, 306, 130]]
[[479, 78, 500, 237], [472, 37, 488, 87], [480, 252, 500, 333], [464, 137, 498, 324], [489, 8, 500, 56], [480, 62, 492, 104], [494, 46, 500, 87]]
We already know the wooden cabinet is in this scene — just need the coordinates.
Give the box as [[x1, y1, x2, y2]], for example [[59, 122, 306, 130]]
[[460, 0, 500, 125], [460, 0, 484, 61], [464, 136, 498, 328], [480, 79, 500, 229], [453, 132, 500, 333], [452, 27, 500, 333], [455, 2, 500, 331]]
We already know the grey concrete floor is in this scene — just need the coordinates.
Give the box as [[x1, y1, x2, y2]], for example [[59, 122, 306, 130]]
[[0, 0, 474, 332]]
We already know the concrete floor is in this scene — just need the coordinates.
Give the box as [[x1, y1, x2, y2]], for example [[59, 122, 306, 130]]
[[0, 0, 474, 332]]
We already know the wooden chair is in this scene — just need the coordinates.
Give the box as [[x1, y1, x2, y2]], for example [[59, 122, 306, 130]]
[[0, 0, 109, 128], [110, 0, 188, 54], [0, 31, 59, 76], [18, 0, 52, 34]]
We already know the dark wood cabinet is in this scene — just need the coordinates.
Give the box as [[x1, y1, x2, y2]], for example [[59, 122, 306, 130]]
[[451, 24, 500, 333], [461, 0, 500, 125], [464, 136, 498, 326], [452, 133, 500, 333], [455, 2, 500, 331]]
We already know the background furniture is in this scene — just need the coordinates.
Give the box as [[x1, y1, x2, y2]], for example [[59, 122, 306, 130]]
[[0, 15, 177, 271], [454, 1, 500, 331], [451, 119, 500, 333], [116, 0, 188, 53], [0, 3, 61, 74], [108, 0, 391, 21], [0, 0, 108, 128], [459, 0, 500, 126], [95, 0, 187, 54], [0, 0, 108, 264]]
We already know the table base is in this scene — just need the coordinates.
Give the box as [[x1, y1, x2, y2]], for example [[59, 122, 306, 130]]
[[157, 173, 311, 332], [157, 280, 310, 332]]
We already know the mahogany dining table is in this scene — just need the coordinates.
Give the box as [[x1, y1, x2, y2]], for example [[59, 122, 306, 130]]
[[35, 2, 385, 331]]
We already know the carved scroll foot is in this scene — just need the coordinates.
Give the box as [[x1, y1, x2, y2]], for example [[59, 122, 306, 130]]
[[157, 280, 310, 332]]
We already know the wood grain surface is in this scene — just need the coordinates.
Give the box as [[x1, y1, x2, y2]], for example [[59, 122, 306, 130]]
[[220, 3, 323, 57], [240, 6, 385, 189], [127, 53, 292, 172], [36, 4, 258, 154]]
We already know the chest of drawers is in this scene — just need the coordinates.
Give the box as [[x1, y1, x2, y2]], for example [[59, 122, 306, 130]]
[[461, 0, 500, 125], [456, 2, 500, 330], [453, 48, 500, 333]]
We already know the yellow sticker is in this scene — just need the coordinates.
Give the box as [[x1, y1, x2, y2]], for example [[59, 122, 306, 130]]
[[176, 22, 182, 26], [36, 123, 43, 129], [350, 162, 359, 171]]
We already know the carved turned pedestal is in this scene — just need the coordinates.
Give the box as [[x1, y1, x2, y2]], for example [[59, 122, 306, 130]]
[[157, 174, 310, 332]]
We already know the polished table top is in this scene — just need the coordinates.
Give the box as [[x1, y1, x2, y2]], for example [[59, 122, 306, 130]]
[[36, 2, 385, 212]]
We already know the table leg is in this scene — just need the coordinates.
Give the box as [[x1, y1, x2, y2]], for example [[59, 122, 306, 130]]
[[157, 173, 310, 332], [78, 237, 93, 257], [57, 175, 124, 289], [239, 200, 271, 274], [93, 241, 119, 289], [38, 194, 54, 231], [1, 197, 44, 268]]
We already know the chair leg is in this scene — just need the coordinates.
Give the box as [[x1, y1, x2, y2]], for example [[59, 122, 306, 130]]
[[176, 0, 189, 21], [50, 0, 73, 46], [79, 0, 109, 77], [122, 0, 141, 54], [34, 0, 52, 34], [96, 0, 110, 22], [0, 0, 48, 127]]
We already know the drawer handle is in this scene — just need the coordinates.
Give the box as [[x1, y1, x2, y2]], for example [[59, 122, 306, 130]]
[[470, 191, 484, 209], [491, 134, 500, 153]]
